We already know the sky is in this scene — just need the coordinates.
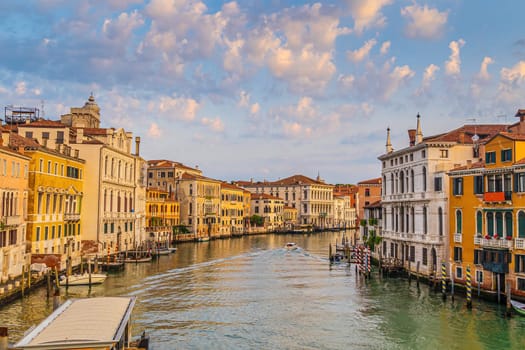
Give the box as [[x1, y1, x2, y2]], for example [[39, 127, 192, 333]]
[[2, 1, 525, 185]]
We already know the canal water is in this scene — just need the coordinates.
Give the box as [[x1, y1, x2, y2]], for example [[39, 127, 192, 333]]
[[1, 231, 525, 349]]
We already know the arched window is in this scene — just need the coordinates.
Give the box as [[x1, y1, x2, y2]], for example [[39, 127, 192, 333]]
[[422, 167, 427, 191], [410, 169, 415, 192], [104, 156, 108, 176], [519, 211, 525, 238], [456, 210, 462, 234], [400, 171, 405, 193], [438, 207, 443, 235], [487, 212, 494, 236], [476, 211, 482, 235], [505, 212, 513, 238], [411, 207, 415, 233], [390, 174, 394, 194], [423, 207, 428, 234]]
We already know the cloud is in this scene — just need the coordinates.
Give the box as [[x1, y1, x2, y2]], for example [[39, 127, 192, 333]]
[[238, 90, 250, 107], [345, 0, 393, 34], [282, 121, 312, 138], [380, 41, 390, 55], [250, 103, 260, 114], [415, 63, 440, 96], [347, 39, 377, 62], [337, 74, 355, 89], [201, 117, 224, 132], [155, 95, 200, 121], [102, 10, 144, 41], [497, 60, 525, 103], [478, 56, 494, 80], [401, 4, 448, 39], [445, 39, 465, 76], [15, 81, 27, 95], [147, 122, 162, 138]]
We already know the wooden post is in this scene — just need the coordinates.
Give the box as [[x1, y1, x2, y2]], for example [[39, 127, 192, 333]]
[[94, 255, 99, 273], [53, 287, 60, 310], [408, 259, 411, 282], [450, 262, 455, 302], [466, 265, 472, 309], [28, 265, 31, 289], [0, 327, 8, 350], [80, 257, 84, 274], [506, 279, 512, 317], [329, 244, 332, 264], [88, 258, 92, 287], [497, 273, 501, 304], [46, 271, 51, 299], [54, 266, 59, 289], [21, 265, 25, 297], [416, 261, 420, 286], [441, 261, 446, 300]]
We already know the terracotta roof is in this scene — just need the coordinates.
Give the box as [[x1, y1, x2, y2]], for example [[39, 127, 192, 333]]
[[147, 159, 199, 171], [180, 172, 218, 182], [17, 120, 65, 128], [493, 132, 525, 141], [251, 193, 282, 201], [516, 109, 525, 118], [284, 205, 296, 210], [424, 124, 507, 144], [358, 177, 382, 185], [7, 132, 40, 149], [364, 200, 381, 209], [221, 182, 244, 191], [450, 160, 485, 171]]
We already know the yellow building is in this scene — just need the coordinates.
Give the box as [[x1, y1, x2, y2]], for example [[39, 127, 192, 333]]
[[449, 110, 525, 298], [145, 188, 180, 249], [9, 132, 85, 271], [220, 183, 245, 237], [0, 129, 30, 281], [283, 205, 298, 230], [250, 193, 284, 232], [177, 173, 221, 240]]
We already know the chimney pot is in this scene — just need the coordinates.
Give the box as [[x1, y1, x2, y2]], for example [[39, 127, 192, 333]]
[[408, 129, 416, 147]]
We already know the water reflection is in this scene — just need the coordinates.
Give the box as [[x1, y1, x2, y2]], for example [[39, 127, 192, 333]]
[[1, 232, 525, 349]]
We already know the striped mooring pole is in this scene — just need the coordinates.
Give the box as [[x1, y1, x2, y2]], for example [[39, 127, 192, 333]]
[[466, 265, 472, 309], [441, 261, 447, 300], [367, 247, 371, 275]]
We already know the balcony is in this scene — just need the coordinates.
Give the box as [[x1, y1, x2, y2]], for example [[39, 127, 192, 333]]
[[516, 238, 525, 250], [1, 215, 21, 226], [64, 213, 80, 221], [474, 236, 482, 245], [479, 237, 513, 249], [483, 191, 511, 203], [454, 233, 462, 243]]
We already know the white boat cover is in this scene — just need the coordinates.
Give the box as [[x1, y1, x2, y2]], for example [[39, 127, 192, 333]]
[[14, 296, 135, 350]]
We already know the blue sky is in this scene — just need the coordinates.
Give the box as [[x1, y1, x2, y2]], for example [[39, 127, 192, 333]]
[[2, 0, 525, 184]]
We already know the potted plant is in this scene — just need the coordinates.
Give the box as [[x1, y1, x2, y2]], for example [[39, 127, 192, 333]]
[[484, 234, 491, 240], [494, 233, 499, 239], [506, 235, 513, 240]]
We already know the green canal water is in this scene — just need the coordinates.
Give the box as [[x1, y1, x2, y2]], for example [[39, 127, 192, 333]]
[[1, 231, 525, 349]]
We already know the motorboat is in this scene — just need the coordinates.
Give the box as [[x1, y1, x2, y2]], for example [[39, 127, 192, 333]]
[[510, 299, 525, 316], [285, 242, 298, 250], [59, 273, 107, 286], [14, 296, 149, 350]]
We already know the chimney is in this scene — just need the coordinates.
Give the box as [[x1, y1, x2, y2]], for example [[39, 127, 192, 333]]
[[43, 138, 48, 148], [458, 131, 465, 144], [408, 129, 416, 146], [135, 136, 141, 156], [516, 109, 525, 123], [77, 128, 84, 143], [467, 159, 472, 168], [0, 132, 3, 147], [74, 149, 79, 158]]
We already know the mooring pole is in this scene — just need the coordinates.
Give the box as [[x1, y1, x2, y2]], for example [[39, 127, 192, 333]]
[[441, 261, 446, 300], [466, 265, 472, 309]]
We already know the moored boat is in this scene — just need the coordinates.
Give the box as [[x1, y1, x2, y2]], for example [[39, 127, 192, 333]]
[[510, 299, 525, 316], [59, 273, 107, 286], [14, 296, 149, 350]]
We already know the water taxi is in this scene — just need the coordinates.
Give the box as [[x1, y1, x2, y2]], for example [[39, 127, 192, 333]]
[[14, 296, 149, 350], [285, 242, 298, 250]]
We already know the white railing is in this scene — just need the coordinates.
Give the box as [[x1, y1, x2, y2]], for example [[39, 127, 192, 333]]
[[480, 238, 513, 249], [515, 238, 525, 250], [474, 236, 482, 245], [454, 234, 462, 243]]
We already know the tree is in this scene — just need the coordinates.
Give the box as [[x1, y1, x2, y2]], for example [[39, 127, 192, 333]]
[[365, 230, 382, 251], [250, 215, 264, 226]]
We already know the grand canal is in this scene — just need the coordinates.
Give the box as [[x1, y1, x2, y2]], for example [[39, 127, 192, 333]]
[[2, 231, 525, 349]]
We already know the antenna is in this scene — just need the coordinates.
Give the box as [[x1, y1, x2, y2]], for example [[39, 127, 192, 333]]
[[41, 100, 45, 120], [466, 118, 479, 143]]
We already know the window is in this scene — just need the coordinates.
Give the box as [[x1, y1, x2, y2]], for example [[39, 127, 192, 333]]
[[453, 177, 463, 195], [518, 278, 525, 292], [487, 212, 494, 236], [486, 151, 496, 164], [423, 207, 428, 234], [422, 167, 427, 191], [434, 177, 442, 191], [519, 211, 525, 238], [476, 211, 483, 235], [515, 255, 525, 273], [505, 212, 513, 238], [453, 247, 462, 262], [365, 189, 370, 197], [476, 270, 483, 284], [422, 150, 426, 158], [456, 210, 462, 234], [409, 246, 415, 262], [474, 176, 484, 194], [474, 249, 483, 265], [42, 132, 49, 139], [438, 207, 443, 235], [501, 149, 512, 162], [56, 131, 64, 144], [456, 266, 463, 279], [422, 248, 428, 265], [440, 149, 449, 158], [25, 131, 33, 139]]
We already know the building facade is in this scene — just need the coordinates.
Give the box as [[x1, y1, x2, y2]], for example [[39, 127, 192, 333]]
[[145, 188, 179, 249], [250, 193, 284, 231], [0, 130, 30, 281], [379, 115, 507, 277], [220, 183, 246, 237]]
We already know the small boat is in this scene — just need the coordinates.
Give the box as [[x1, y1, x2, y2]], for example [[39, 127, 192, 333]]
[[153, 247, 170, 256], [329, 252, 345, 263], [14, 296, 149, 350], [197, 236, 210, 242], [510, 299, 525, 316], [285, 242, 298, 250], [123, 255, 153, 263], [59, 273, 107, 286], [168, 247, 177, 253]]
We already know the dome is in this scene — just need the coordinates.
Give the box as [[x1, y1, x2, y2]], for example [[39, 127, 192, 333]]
[[83, 93, 100, 112]]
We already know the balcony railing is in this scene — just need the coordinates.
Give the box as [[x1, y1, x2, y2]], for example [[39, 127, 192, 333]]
[[516, 238, 525, 250], [64, 213, 80, 221], [479, 237, 513, 249], [474, 236, 482, 245], [454, 233, 462, 243]]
